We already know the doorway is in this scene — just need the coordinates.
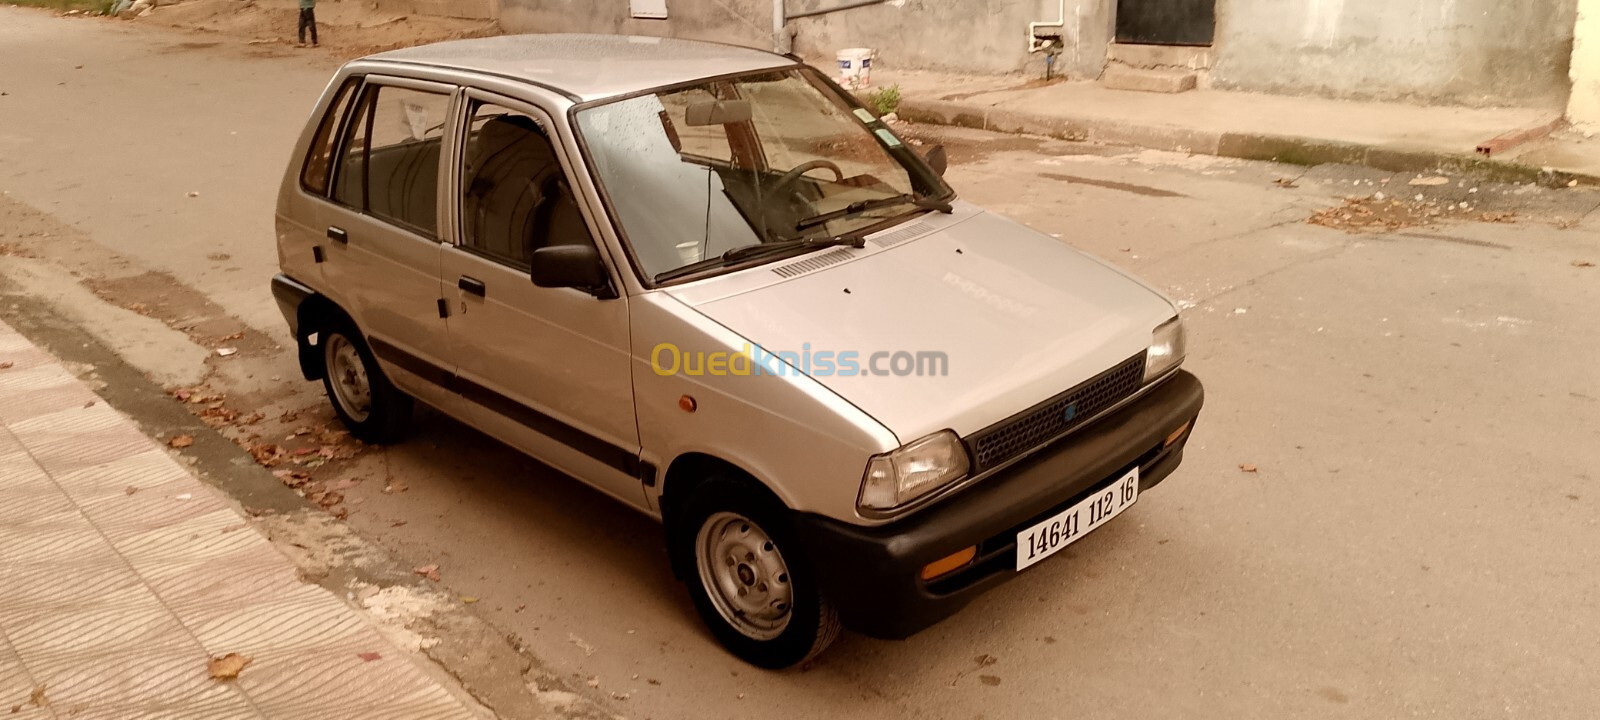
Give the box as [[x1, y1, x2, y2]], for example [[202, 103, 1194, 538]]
[[1114, 0, 1215, 46]]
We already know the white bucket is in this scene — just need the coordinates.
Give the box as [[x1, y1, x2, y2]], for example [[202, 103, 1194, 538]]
[[837, 48, 875, 90]]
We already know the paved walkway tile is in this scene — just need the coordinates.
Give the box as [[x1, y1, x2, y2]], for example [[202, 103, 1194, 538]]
[[0, 319, 486, 719]]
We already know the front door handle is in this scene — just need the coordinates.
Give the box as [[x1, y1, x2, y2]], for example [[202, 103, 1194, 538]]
[[327, 226, 349, 244], [458, 275, 487, 297]]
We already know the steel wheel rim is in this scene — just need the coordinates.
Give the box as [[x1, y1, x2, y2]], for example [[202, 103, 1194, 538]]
[[695, 511, 794, 641], [324, 333, 372, 423]]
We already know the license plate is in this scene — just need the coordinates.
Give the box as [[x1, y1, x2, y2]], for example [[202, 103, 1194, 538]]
[[1016, 468, 1138, 571]]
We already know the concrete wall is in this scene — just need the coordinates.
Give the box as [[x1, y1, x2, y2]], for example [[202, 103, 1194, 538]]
[[495, 0, 1578, 108], [1210, 0, 1579, 108], [499, 0, 772, 49], [498, 0, 1105, 79], [783, 0, 1112, 79], [1570, 0, 1600, 126]]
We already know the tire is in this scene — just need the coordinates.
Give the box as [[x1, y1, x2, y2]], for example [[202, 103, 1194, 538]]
[[671, 477, 841, 669], [318, 318, 412, 444]]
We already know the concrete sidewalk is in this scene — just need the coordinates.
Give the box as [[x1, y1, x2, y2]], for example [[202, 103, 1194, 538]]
[[872, 69, 1600, 182], [0, 319, 487, 719]]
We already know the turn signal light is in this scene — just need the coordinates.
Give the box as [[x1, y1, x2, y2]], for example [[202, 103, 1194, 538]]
[[920, 545, 977, 581], [1164, 421, 1191, 448]]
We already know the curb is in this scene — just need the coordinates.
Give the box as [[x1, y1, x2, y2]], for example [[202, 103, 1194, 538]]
[[894, 97, 1596, 186]]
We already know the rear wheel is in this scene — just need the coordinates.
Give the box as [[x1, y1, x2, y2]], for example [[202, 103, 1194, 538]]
[[319, 319, 412, 444], [673, 478, 840, 668]]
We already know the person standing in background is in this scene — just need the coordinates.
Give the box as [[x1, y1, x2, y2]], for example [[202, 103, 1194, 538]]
[[297, 0, 318, 47]]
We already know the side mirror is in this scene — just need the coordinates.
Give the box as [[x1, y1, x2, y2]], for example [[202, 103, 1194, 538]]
[[530, 245, 614, 297], [925, 144, 948, 177]]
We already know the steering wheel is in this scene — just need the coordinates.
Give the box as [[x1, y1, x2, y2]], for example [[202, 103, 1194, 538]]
[[770, 159, 845, 196]]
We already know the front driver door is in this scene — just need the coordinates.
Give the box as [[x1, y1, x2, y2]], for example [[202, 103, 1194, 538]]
[[439, 91, 644, 509]]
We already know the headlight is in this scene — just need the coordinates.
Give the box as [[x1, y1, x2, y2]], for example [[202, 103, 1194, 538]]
[[1144, 315, 1187, 382], [858, 430, 971, 513]]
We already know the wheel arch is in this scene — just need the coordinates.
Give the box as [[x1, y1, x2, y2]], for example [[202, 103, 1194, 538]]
[[660, 452, 789, 579], [294, 294, 348, 381]]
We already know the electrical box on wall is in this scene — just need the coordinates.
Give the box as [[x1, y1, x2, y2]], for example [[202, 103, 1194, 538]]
[[631, 0, 667, 19]]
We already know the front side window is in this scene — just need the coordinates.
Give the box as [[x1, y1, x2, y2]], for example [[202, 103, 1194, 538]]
[[332, 83, 452, 236], [458, 101, 590, 267], [575, 67, 949, 284]]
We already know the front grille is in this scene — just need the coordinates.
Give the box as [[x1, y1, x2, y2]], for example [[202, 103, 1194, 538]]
[[966, 353, 1146, 471]]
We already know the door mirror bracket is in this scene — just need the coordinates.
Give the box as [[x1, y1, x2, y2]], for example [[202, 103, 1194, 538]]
[[925, 144, 948, 177]]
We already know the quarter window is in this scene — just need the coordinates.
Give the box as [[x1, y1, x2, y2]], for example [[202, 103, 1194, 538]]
[[300, 77, 359, 196], [459, 101, 590, 267], [332, 83, 452, 237]]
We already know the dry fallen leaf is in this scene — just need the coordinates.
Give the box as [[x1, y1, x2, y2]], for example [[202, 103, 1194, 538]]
[[1239, 464, 1259, 473], [28, 685, 47, 707], [414, 564, 441, 582], [168, 435, 194, 449], [0, 361, 14, 370], [979, 675, 1002, 686], [207, 653, 251, 680], [83, 400, 95, 408], [357, 652, 382, 662], [125, 486, 139, 496], [1573, 260, 1596, 268]]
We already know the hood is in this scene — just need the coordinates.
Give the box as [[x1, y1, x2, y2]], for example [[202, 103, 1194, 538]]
[[668, 209, 1177, 444]]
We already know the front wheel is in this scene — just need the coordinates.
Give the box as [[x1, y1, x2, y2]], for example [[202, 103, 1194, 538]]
[[673, 480, 840, 668], [319, 320, 412, 444]]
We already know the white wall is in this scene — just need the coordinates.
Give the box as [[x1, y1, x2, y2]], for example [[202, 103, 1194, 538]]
[[1570, 0, 1600, 127]]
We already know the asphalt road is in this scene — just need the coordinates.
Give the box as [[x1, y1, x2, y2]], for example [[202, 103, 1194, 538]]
[[4, 9, 1599, 719]]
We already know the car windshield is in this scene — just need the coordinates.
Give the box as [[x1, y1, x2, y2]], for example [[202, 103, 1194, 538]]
[[573, 67, 950, 283]]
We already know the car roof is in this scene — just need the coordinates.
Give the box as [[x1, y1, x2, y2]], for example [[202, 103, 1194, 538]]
[[366, 34, 796, 102]]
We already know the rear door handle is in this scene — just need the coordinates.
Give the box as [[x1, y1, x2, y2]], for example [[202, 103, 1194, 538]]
[[327, 226, 349, 244], [458, 275, 487, 297]]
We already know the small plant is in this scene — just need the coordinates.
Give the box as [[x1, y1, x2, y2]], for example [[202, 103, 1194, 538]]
[[868, 84, 902, 117]]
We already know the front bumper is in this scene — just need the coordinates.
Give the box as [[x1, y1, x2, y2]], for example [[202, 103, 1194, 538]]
[[794, 370, 1204, 640]]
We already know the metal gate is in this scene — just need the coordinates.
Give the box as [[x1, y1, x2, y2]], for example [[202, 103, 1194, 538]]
[[1114, 0, 1215, 46]]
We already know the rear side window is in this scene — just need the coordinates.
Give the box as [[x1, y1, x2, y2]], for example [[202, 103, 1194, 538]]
[[300, 77, 360, 196], [331, 83, 452, 237]]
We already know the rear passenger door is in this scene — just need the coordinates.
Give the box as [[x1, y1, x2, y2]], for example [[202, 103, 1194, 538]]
[[438, 91, 643, 509], [322, 76, 456, 397]]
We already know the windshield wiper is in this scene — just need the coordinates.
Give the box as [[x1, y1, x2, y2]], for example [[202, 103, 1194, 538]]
[[653, 236, 866, 284], [794, 193, 953, 232], [721, 235, 866, 263]]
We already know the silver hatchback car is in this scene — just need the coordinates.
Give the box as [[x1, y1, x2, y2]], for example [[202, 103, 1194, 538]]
[[271, 34, 1204, 668]]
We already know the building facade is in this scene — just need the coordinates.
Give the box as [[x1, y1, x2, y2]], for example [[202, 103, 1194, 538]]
[[488, 0, 1591, 116]]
